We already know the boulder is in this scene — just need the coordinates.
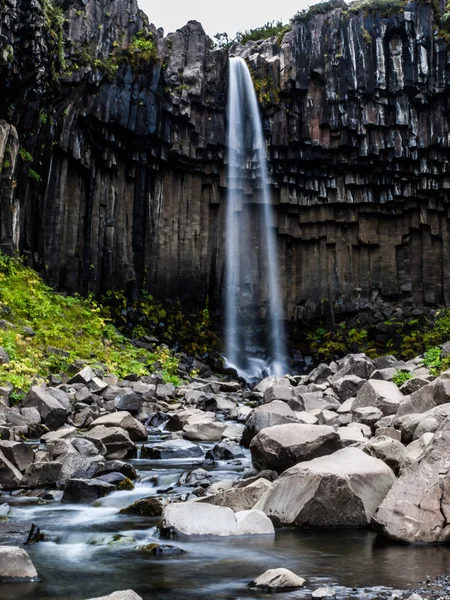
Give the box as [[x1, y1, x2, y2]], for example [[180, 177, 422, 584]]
[[263, 381, 295, 404], [160, 502, 274, 537], [182, 417, 226, 441], [0, 522, 40, 545], [330, 375, 365, 401], [412, 404, 450, 439], [353, 407, 383, 428], [85, 426, 136, 459], [0, 546, 38, 580], [363, 436, 405, 475], [115, 393, 142, 415], [353, 380, 403, 416], [141, 439, 203, 460], [312, 587, 337, 598], [67, 366, 96, 385], [372, 426, 450, 542], [196, 479, 271, 512], [94, 460, 137, 480], [0, 440, 34, 473], [89, 412, 147, 442], [205, 441, 244, 461], [221, 423, 245, 442], [255, 447, 395, 527], [249, 568, 305, 590], [22, 386, 67, 430], [119, 497, 163, 516], [84, 592, 143, 600], [62, 478, 115, 504], [399, 432, 434, 475], [332, 354, 375, 380], [242, 401, 298, 447], [22, 461, 62, 488], [0, 449, 22, 487], [250, 424, 342, 474]]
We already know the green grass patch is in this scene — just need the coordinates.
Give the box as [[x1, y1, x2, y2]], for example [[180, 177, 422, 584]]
[[0, 252, 182, 392]]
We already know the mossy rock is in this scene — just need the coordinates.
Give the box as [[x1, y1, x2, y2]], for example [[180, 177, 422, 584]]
[[137, 543, 186, 556], [117, 477, 134, 491], [119, 497, 163, 516]]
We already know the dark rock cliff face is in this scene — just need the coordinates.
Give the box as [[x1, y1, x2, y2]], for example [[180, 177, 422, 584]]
[[1, 0, 450, 324]]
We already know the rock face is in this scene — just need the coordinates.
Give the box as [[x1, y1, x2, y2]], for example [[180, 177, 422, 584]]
[[372, 426, 450, 543], [1, 0, 450, 322], [255, 447, 395, 527], [249, 424, 342, 473]]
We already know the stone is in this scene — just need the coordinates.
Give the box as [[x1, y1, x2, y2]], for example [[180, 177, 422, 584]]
[[68, 366, 96, 385], [196, 479, 271, 512], [0, 546, 38, 580], [0, 449, 22, 487], [0, 441, 33, 472], [22, 386, 67, 430], [85, 592, 143, 600], [205, 441, 244, 461], [353, 407, 383, 428], [160, 502, 274, 537], [412, 404, 450, 439], [330, 375, 365, 401], [62, 478, 115, 504], [312, 587, 337, 598], [250, 424, 342, 474], [89, 412, 147, 442], [141, 439, 203, 460], [263, 381, 295, 404], [85, 426, 136, 459], [137, 543, 185, 555], [41, 426, 76, 443], [95, 460, 137, 480], [22, 461, 62, 488], [332, 354, 375, 381], [255, 447, 395, 527], [221, 423, 245, 442], [353, 380, 403, 416], [0, 347, 10, 365], [370, 368, 397, 381], [363, 436, 405, 475], [373, 424, 450, 542], [119, 497, 163, 516], [0, 522, 40, 545], [115, 393, 142, 415], [182, 417, 226, 441], [242, 401, 298, 447], [203, 396, 236, 412], [249, 568, 305, 590]]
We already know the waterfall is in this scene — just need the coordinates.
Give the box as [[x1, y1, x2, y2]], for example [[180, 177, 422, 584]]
[[225, 56, 287, 380]]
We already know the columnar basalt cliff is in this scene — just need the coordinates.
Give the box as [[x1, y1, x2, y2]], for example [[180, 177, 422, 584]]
[[1, 0, 450, 323]]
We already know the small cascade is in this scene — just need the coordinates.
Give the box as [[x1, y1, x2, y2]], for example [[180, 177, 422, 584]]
[[225, 56, 287, 380]]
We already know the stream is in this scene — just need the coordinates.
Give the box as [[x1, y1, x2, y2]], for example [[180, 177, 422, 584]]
[[1, 431, 449, 600]]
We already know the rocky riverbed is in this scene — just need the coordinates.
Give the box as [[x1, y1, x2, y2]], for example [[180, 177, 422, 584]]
[[1, 352, 450, 599]]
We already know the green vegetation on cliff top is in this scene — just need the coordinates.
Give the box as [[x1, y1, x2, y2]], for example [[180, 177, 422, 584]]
[[0, 252, 183, 394]]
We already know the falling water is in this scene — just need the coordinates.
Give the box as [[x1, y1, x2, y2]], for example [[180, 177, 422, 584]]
[[225, 56, 287, 379]]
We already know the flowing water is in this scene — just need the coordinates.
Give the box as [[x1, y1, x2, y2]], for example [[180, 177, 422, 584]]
[[225, 56, 287, 380], [1, 429, 450, 600]]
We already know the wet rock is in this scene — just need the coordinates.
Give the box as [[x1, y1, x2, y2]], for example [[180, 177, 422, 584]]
[[137, 543, 185, 555], [0, 522, 40, 545], [120, 497, 164, 516], [160, 502, 274, 537], [249, 568, 305, 590], [250, 424, 342, 474], [141, 439, 203, 460], [62, 478, 116, 504], [256, 447, 395, 527], [89, 412, 147, 442], [205, 442, 245, 461], [182, 417, 226, 441], [84, 592, 143, 600], [98, 473, 134, 489], [373, 425, 450, 542], [0, 546, 38, 580], [312, 587, 337, 598]]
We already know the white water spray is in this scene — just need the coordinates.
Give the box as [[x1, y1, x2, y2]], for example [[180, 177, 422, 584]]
[[225, 56, 287, 380]]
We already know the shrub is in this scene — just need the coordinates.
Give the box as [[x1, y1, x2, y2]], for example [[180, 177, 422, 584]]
[[392, 370, 412, 387]]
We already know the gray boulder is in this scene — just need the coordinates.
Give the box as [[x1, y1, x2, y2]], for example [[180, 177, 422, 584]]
[[330, 375, 365, 401], [84, 591, 143, 600], [196, 479, 271, 512], [263, 381, 295, 404], [62, 478, 115, 504], [249, 568, 305, 590], [22, 386, 66, 430], [141, 439, 203, 460], [0, 449, 22, 488], [89, 412, 147, 442], [85, 426, 136, 459], [250, 424, 342, 474], [363, 436, 405, 475], [255, 447, 395, 527], [160, 502, 274, 537], [0, 441, 33, 472], [242, 401, 298, 447], [0, 546, 38, 580], [332, 354, 375, 381], [353, 380, 403, 416], [373, 425, 450, 542]]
